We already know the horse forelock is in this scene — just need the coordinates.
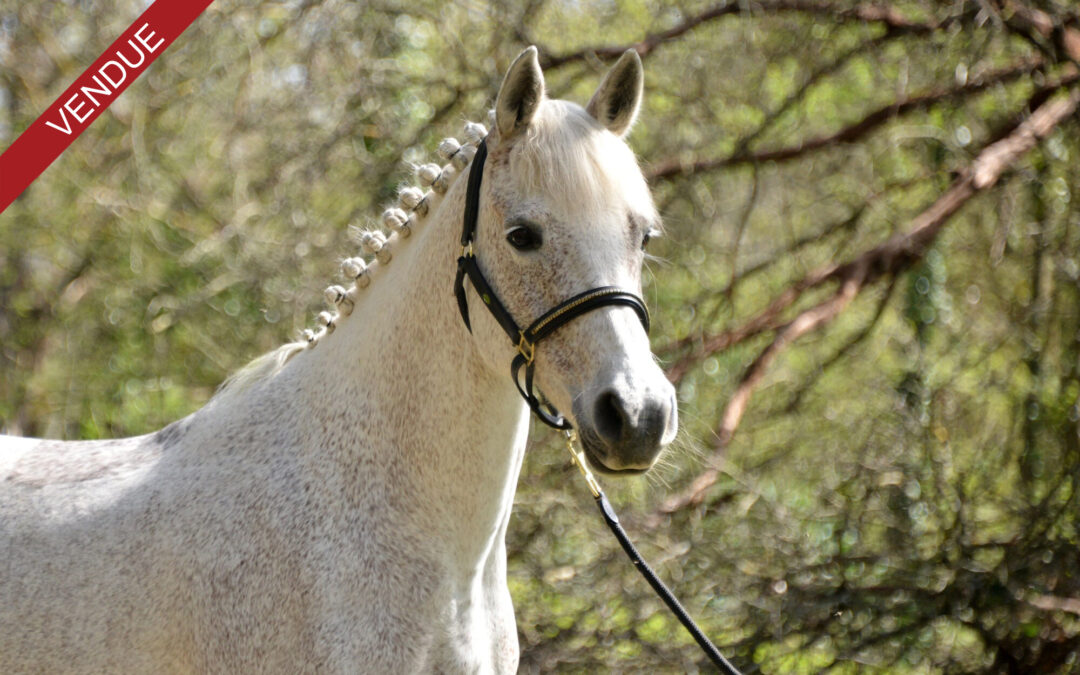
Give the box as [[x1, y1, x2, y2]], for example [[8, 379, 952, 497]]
[[509, 99, 658, 226]]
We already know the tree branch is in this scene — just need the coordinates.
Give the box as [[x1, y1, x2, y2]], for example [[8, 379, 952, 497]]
[[647, 59, 1045, 181], [781, 274, 899, 414], [995, 1, 1080, 64], [538, 1, 969, 69], [660, 84, 1080, 513]]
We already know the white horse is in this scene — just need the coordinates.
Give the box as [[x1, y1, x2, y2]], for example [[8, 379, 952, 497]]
[[0, 47, 676, 673]]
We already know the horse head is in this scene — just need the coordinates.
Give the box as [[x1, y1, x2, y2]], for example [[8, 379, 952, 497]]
[[464, 47, 677, 474]]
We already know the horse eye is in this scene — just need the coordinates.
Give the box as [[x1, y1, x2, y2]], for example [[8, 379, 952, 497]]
[[506, 225, 541, 251], [642, 228, 658, 250]]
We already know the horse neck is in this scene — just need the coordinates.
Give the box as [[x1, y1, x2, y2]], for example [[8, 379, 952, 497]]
[[258, 168, 531, 563]]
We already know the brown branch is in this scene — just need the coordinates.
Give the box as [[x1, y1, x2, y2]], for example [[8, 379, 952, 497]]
[[729, 32, 896, 160], [722, 204, 865, 294], [718, 263, 867, 445], [664, 276, 821, 384], [996, 1, 1080, 64], [660, 196, 891, 371], [782, 274, 899, 414], [1027, 594, 1080, 616], [538, 1, 966, 70], [647, 59, 1044, 181], [660, 69, 1077, 383], [660, 84, 1080, 514], [659, 272, 864, 514]]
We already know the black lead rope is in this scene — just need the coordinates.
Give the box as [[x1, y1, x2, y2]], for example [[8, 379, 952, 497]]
[[598, 496, 739, 673], [456, 138, 741, 674], [564, 433, 740, 674]]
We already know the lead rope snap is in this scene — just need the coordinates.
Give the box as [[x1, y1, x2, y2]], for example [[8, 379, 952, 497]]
[[565, 430, 601, 498], [563, 431, 742, 674]]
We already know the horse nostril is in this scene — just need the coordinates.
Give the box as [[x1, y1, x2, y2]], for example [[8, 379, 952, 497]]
[[593, 390, 629, 444]]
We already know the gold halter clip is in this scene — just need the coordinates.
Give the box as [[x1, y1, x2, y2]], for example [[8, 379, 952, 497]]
[[565, 429, 601, 498]]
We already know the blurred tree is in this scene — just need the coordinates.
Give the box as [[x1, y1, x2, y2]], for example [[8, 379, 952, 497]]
[[2, 0, 1078, 672]]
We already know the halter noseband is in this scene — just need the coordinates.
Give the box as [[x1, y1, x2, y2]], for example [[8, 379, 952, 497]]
[[453, 139, 651, 429]]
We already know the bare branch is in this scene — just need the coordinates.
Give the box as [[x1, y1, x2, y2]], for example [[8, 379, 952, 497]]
[[538, 1, 969, 70], [661, 70, 1078, 383], [995, 1, 1080, 64], [647, 59, 1045, 181], [782, 275, 899, 414], [718, 263, 867, 445], [731, 31, 904, 159], [660, 84, 1080, 513], [1026, 594, 1080, 616]]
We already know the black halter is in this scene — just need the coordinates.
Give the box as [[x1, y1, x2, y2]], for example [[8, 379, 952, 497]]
[[453, 138, 742, 674], [453, 139, 651, 429]]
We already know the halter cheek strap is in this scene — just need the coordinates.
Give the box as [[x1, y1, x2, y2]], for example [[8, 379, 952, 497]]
[[454, 139, 651, 429]]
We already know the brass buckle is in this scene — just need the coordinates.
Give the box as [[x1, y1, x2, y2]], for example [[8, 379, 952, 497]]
[[517, 332, 535, 364], [460, 242, 474, 257]]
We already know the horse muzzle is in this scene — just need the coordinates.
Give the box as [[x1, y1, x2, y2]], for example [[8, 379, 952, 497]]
[[574, 379, 677, 474]]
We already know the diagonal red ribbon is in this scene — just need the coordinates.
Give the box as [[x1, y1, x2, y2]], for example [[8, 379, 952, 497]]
[[0, 0, 216, 213]]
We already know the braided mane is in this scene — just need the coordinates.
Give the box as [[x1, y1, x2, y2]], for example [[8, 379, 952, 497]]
[[217, 115, 492, 396]]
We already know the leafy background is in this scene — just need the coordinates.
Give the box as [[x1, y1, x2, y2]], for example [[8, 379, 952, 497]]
[[2, 1, 1079, 672]]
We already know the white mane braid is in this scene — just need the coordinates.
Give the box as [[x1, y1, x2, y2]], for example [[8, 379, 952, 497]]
[[0, 47, 677, 673], [217, 118, 487, 398]]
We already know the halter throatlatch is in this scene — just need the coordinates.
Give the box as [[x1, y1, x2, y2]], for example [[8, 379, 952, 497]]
[[454, 139, 650, 429]]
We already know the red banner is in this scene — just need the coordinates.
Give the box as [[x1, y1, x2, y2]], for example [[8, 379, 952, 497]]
[[0, 0, 216, 213]]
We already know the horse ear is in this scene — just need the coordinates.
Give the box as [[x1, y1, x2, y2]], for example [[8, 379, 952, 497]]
[[586, 49, 644, 137], [495, 46, 545, 140]]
